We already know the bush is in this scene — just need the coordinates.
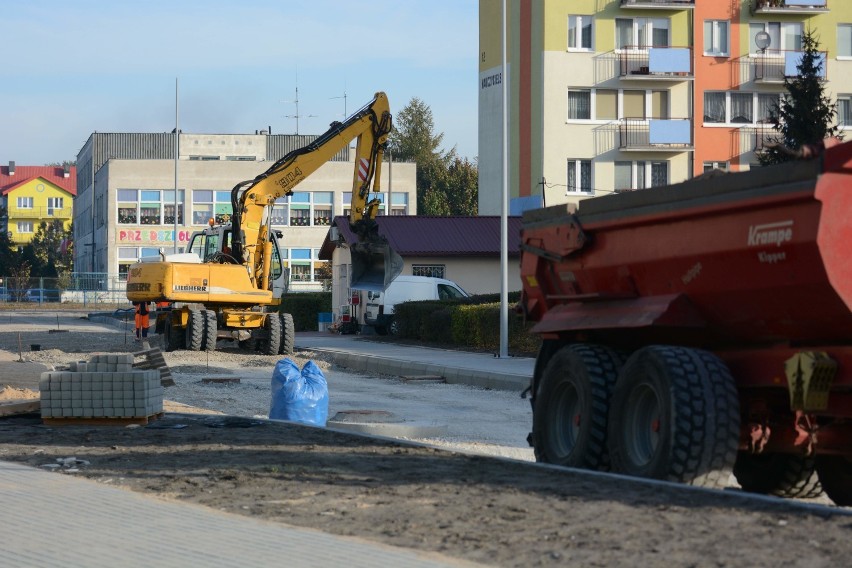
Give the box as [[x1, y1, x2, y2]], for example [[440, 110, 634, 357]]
[[278, 292, 332, 332]]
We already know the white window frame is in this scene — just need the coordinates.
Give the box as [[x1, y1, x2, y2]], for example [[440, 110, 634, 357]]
[[17, 221, 34, 233], [567, 159, 593, 195], [568, 15, 594, 51], [838, 24, 852, 59], [17, 196, 33, 209], [567, 89, 592, 120], [703, 161, 729, 173], [616, 17, 670, 51], [568, 88, 664, 123], [749, 21, 803, 55], [704, 20, 730, 57], [614, 161, 648, 192], [703, 91, 781, 126], [838, 95, 852, 128]]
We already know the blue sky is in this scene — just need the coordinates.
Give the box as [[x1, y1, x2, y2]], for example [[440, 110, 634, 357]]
[[3, 0, 479, 166]]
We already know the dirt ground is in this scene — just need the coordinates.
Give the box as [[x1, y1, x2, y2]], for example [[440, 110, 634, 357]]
[[2, 314, 852, 567]]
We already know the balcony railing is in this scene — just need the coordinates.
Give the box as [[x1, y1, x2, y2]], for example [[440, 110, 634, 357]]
[[620, 0, 694, 8], [752, 0, 828, 15], [618, 46, 693, 80], [740, 126, 779, 155], [755, 50, 827, 83], [619, 118, 693, 151], [6, 207, 72, 220]]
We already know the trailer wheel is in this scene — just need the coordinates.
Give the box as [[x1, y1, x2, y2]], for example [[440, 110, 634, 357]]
[[260, 313, 282, 356], [815, 455, 852, 506], [164, 312, 185, 352], [389, 318, 400, 336], [202, 310, 218, 352], [607, 346, 740, 488], [186, 309, 205, 351], [734, 452, 823, 499], [278, 313, 295, 355], [531, 344, 623, 470]]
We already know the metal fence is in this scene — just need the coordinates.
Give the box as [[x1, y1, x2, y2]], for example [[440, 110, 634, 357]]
[[0, 274, 129, 306]]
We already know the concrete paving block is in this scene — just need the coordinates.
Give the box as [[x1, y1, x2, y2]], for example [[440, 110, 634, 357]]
[[41, 408, 53, 418], [102, 407, 114, 416]]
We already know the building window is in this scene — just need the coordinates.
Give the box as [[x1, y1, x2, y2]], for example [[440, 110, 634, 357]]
[[567, 159, 592, 194], [614, 161, 648, 192], [568, 15, 593, 51], [118, 189, 185, 225], [313, 192, 333, 226], [616, 17, 669, 50], [704, 20, 729, 57], [17, 221, 33, 233], [17, 197, 34, 209], [271, 197, 289, 226], [567, 90, 591, 120], [343, 191, 388, 218], [757, 93, 779, 123], [390, 193, 408, 215], [192, 190, 231, 225], [623, 90, 646, 120], [651, 162, 668, 187], [413, 265, 445, 278], [749, 22, 802, 54], [704, 91, 781, 125], [839, 25, 852, 58], [47, 197, 64, 216], [730, 92, 754, 123], [703, 161, 729, 173], [838, 96, 852, 127]]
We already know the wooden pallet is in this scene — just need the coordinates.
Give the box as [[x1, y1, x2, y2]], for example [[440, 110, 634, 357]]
[[43, 413, 165, 427], [132, 344, 175, 387]]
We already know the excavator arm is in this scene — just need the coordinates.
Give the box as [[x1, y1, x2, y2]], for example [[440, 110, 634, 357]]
[[229, 92, 398, 291]]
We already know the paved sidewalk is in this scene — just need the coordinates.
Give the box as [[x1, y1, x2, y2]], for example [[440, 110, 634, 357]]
[[294, 332, 533, 392], [0, 460, 475, 568]]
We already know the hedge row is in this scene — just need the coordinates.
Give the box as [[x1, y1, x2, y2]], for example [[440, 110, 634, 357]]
[[278, 292, 332, 332], [394, 298, 540, 355]]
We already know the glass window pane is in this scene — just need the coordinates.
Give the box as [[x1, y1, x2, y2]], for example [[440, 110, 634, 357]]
[[783, 22, 802, 51], [704, 92, 726, 123], [719, 22, 728, 54], [597, 89, 617, 120], [579, 161, 591, 192], [118, 189, 137, 201], [292, 248, 311, 260], [193, 190, 213, 203], [215, 191, 231, 203], [704, 21, 713, 53], [616, 19, 632, 49], [567, 161, 577, 191], [623, 91, 645, 119], [652, 19, 669, 47], [568, 16, 577, 48], [614, 162, 632, 190], [567, 90, 591, 119], [118, 205, 137, 224], [582, 18, 592, 49], [141, 190, 160, 202], [651, 162, 668, 187], [839, 98, 852, 126], [840, 25, 852, 58], [291, 192, 310, 203], [193, 204, 212, 225], [731, 93, 753, 123], [313, 191, 333, 204], [651, 91, 668, 119], [757, 93, 777, 123]]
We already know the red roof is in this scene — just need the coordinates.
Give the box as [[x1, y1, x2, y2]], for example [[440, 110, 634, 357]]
[[320, 215, 523, 260], [0, 165, 77, 196]]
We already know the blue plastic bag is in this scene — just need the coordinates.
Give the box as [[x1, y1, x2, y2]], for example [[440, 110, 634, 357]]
[[269, 359, 329, 426]]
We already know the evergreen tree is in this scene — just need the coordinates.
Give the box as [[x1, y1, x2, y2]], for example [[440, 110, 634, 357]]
[[760, 29, 839, 165], [29, 220, 74, 277]]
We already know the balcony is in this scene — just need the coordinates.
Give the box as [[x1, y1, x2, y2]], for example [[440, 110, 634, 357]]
[[739, 126, 779, 155], [620, 0, 694, 9], [618, 47, 693, 80], [752, 50, 827, 83], [619, 118, 693, 152], [752, 0, 828, 15], [6, 207, 72, 220]]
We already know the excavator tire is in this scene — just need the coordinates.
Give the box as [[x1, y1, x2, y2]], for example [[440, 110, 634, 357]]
[[734, 452, 823, 499], [278, 313, 295, 356], [607, 346, 740, 489], [260, 314, 282, 356], [164, 312, 186, 352], [186, 309, 205, 351], [202, 310, 218, 352]]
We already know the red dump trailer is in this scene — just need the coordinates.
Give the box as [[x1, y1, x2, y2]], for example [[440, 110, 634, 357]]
[[520, 141, 852, 505]]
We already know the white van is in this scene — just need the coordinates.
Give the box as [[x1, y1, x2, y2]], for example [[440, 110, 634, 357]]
[[364, 275, 469, 335]]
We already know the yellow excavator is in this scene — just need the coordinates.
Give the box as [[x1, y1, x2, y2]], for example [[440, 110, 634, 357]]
[[125, 92, 402, 354]]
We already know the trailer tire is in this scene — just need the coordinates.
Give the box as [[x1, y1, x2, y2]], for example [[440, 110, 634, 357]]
[[815, 455, 852, 506], [260, 314, 282, 356], [278, 313, 295, 355], [531, 344, 623, 470], [734, 452, 823, 499], [202, 309, 218, 352], [389, 318, 400, 336], [186, 309, 205, 351], [607, 346, 740, 489], [164, 312, 185, 352]]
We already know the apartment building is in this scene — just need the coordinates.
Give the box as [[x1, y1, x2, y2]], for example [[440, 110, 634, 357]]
[[73, 133, 416, 290], [0, 162, 76, 246], [479, 0, 849, 214]]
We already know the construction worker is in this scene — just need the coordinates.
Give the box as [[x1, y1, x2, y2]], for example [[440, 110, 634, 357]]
[[134, 301, 151, 341]]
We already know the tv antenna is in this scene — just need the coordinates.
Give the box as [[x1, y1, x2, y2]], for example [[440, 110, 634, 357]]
[[331, 90, 348, 118], [281, 72, 317, 134]]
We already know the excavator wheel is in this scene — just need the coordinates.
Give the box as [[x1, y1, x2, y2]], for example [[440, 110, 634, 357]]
[[186, 309, 205, 351], [278, 313, 295, 356], [607, 346, 740, 489], [202, 309, 218, 352], [260, 313, 282, 356]]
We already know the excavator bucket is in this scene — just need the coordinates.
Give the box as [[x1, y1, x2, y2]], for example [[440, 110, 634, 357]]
[[350, 237, 404, 292]]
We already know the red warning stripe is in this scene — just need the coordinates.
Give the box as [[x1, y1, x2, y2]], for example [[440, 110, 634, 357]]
[[358, 158, 369, 181]]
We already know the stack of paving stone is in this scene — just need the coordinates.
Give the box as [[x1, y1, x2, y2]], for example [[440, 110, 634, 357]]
[[39, 354, 164, 420]]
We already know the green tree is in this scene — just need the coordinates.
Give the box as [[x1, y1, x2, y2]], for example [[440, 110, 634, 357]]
[[388, 97, 478, 216], [29, 220, 74, 277], [0, 206, 16, 272], [760, 29, 839, 165]]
